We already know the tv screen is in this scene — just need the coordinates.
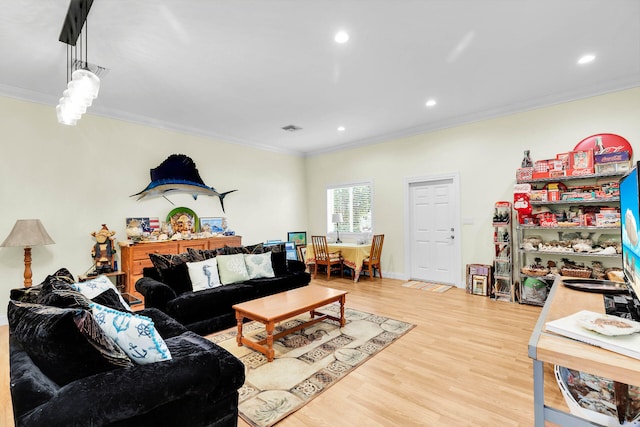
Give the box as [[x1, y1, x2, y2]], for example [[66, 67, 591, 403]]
[[620, 161, 640, 314]]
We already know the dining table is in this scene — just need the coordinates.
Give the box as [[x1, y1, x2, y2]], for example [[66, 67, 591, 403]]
[[305, 242, 371, 282]]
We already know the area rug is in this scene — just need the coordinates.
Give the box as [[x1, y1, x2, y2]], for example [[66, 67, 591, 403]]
[[208, 304, 414, 427], [401, 280, 453, 293]]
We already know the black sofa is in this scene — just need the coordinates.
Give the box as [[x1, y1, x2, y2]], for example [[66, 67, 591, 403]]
[[8, 272, 245, 427], [136, 243, 311, 335]]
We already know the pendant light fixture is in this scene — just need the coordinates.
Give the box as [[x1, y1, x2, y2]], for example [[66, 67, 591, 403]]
[[56, 0, 105, 125]]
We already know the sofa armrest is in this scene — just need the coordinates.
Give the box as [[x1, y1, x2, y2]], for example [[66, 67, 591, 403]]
[[135, 277, 176, 313], [286, 259, 306, 273], [17, 332, 242, 427]]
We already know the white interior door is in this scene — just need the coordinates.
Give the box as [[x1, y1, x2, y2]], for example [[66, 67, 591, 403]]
[[406, 175, 460, 285]]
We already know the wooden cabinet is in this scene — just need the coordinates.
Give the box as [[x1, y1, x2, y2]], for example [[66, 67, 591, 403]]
[[119, 236, 242, 301]]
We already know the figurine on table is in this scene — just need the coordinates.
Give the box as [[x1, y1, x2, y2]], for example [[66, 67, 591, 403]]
[[91, 224, 117, 275]]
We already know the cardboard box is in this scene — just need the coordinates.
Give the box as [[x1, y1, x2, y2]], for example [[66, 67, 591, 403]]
[[594, 151, 630, 164], [595, 161, 631, 174], [548, 190, 560, 201], [530, 190, 548, 202], [595, 213, 621, 227], [532, 171, 550, 179], [556, 152, 571, 170], [516, 167, 533, 182], [569, 150, 594, 174], [534, 160, 550, 173]]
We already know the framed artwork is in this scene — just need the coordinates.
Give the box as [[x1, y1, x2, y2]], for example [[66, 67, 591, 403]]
[[297, 244, 307, 262], [472, 275, 488, 296], [285, 242, 297, 260], [287, 231, 307, 246], [200, 217, 225, 233]]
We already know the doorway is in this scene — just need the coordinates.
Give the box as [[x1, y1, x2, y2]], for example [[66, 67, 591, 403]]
[[404, 173, 461, 286]]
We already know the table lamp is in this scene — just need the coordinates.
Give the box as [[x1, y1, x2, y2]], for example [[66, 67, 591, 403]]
[[1, 219, 55, 287], [332, 213, 343, 243]]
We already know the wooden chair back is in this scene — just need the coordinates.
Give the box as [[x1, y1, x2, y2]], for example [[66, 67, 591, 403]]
[[311, 235, 331, 262], [369, 234, 384, 263]]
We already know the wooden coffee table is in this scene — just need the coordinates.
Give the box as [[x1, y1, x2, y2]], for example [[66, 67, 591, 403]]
[[232, 285, 348, 362]]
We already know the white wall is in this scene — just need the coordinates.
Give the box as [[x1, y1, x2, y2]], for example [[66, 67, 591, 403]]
[[305, 88, 640, 284], [0, 96, 308, 317], [2, 87, 640, 317]]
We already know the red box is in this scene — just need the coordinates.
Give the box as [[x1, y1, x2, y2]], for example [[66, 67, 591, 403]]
[[516, 167, 533, 182], [534, 160, 550, 172], [532, 171, 550, 179], [556, 152, 571, 170], [548, 190, 560, 201], [569, 150, 594, 173]]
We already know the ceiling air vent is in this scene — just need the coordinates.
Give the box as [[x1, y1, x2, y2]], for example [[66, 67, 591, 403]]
[[281, 125, 303, 132]]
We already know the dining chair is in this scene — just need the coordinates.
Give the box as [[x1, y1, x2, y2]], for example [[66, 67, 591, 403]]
[[311, 235, 343, 280], [363, 234, 384, 279]]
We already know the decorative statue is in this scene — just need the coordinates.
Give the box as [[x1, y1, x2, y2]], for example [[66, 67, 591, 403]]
[[91, 224, 117, 274], [521, 150, 533, 167]]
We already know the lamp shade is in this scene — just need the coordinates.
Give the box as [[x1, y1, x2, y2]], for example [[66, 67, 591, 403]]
[[1, 219, 55, 248], [332, 213, 343, 223]]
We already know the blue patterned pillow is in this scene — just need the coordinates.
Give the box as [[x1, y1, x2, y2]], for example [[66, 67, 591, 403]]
[[187, 258, 222, 291], [90, 303, 172, 364], [72, 275, 131, 312], [244, 252, 275, 279]]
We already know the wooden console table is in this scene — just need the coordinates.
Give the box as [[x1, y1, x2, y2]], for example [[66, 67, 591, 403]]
[[528, 276, 640, 426], [119, 235, 241, 301]]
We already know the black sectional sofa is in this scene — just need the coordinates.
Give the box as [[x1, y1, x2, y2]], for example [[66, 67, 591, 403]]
[[136, 243, 311, 336], [8, 270, 244, 427]]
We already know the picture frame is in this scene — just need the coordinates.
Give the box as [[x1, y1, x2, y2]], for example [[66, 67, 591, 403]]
[[297, 244, 307, 263], [200, 217, 225, 233], [287, 231, 307, 246], [472, 275, 488, 296]]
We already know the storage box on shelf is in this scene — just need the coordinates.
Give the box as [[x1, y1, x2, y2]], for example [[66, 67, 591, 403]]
[[515, 171, 624, 306], [492, 201, 514, 302], [119, 235, 242, 302]]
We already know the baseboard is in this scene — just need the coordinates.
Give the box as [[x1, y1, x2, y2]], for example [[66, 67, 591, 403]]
[[0, 314, 7, 326]]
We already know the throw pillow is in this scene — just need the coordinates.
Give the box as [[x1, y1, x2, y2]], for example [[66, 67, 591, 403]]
[[264, 243, 287, 275], [90, 303, 172, 364], [149, 252, 192, 272], [71, 275, 131, 312], [8, 301, 133, 386], [37, 279, 91, 309], [187, 247, 218, 262], [244, 252, 275, 279], [187, 258, 222, 291], [161, 262, 193, 295], [216, 253, 250, 285]]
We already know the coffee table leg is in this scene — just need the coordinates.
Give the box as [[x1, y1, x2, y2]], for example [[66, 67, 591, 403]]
[[339, 295, 346, 327], [236, 311, 244, 347], [266, 321, 275, 362]]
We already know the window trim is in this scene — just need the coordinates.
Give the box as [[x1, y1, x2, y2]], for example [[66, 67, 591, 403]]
[[326, 180, 374, 237]]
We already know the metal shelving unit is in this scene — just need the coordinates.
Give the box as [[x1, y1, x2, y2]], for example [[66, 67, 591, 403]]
[[515, 172, 624, 306]]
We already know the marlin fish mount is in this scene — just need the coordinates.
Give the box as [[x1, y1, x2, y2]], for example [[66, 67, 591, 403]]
[[131, 154, 237, 213]]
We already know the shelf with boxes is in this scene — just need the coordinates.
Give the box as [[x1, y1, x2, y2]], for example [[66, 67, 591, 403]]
[[492, 201, 514, 302], [513, 134, 631, 306]]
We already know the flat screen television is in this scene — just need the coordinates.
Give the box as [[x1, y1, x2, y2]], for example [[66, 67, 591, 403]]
[[619, 161, 640, 320]]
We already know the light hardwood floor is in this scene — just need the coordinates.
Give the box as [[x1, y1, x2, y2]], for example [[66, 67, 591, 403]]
[[1, 277, 568, 426]]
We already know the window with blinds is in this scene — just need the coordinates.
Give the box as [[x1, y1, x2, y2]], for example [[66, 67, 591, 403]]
[[326, 182, 373, 234]]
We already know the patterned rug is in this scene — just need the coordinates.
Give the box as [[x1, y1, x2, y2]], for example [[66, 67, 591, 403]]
[[401, 280, 453, 293], [208, 304, 414, 427]]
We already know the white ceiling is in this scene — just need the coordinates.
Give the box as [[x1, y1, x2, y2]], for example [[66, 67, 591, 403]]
[[1, 0, 639, 156]]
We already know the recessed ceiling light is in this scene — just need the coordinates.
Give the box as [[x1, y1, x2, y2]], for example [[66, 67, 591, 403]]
[[577, 54, 596, 65], [337, 126, 345, 132], [425, 99, 437, 107], [335, 31, 349, 44]]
